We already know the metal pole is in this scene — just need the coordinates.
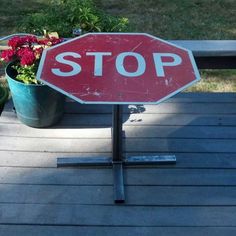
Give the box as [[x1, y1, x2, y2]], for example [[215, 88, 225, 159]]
[[112, 105, 123, 161], [112, 105, 125, 203]]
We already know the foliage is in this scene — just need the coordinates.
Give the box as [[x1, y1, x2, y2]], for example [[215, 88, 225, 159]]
[[0, 35, 62, 84], [18, 0, 129, 37], [12, 64, 38, 85]]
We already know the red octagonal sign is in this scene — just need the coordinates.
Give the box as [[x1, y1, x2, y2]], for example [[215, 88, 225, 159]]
[[37, 33, 200, 104]]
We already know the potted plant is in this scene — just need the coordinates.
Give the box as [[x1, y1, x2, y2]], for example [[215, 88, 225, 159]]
[[0, 35, 65, 127]]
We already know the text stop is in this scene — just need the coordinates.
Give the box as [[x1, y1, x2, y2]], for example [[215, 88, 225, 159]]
[[51, 51, 182, 78]]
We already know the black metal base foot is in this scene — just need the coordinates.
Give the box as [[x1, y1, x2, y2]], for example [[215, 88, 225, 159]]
[[57, 155, 176, 203], [57, 157, 112, 167], [113, 161, 125, 203], [125, 155, 176, 165]]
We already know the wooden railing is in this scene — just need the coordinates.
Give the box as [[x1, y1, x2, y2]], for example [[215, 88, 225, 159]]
[[171, 40, 236, 69]]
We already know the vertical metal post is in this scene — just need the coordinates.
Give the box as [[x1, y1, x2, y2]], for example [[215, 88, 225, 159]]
[[112, 105, 123, 161], [112, 105, 125, 203]]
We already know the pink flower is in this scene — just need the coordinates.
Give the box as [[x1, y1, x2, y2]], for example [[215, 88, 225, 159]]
[[0, 49, 15, 62], [8, 36, 23, 49]]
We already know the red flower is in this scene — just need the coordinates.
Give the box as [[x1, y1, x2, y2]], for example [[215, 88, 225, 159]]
[[38, 38, 51, 46], [50, 37, 63, 45], [22, 35, 38, 44], [17, 47, 27, 57], [38, 37, 63, 46], [8, 36, 23, 49], [19, 48, 36, 66], [2, 35, 62, 66], [0, 49, 15, 62], [1, 34, 63, 84]]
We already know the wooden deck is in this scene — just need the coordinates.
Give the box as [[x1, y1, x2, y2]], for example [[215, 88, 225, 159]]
[[1, 92, 236, 235]]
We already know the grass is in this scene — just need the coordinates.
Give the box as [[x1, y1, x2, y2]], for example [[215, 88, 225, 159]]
[[1, 0, 236, 91], [186, 70, 236, 92], [1, 0, 236, 39], [96, 0, 236, 39]]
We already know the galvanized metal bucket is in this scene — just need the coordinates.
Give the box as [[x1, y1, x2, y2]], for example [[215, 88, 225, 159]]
[[5, 62, 65, 128]]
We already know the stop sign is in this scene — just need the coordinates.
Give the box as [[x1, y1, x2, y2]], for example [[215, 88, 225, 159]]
[[37, 33, 200, 104]]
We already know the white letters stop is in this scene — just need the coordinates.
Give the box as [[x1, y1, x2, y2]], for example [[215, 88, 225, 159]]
[[51, 51, 182, 78]]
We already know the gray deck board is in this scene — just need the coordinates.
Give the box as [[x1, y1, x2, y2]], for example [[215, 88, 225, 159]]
[[0, 204, 236, 226], [2, 123, 236, 138], [64, 102, 236, 114], [1, 92, 236, 235], [3, 113, 236, 126], [0, 184, 236, 205], [0, 226, 236, 236], [1, 136, 236, 153], [0, 167, 235, 186], [0, 151, 235, 168]]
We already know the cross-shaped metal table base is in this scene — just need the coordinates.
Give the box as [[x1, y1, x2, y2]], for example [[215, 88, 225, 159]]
[[57, 105, 176, 203]]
